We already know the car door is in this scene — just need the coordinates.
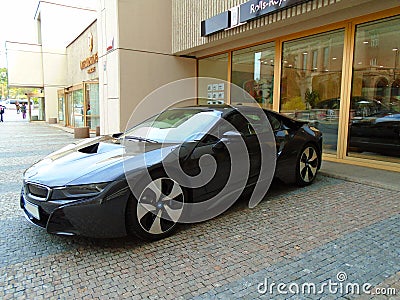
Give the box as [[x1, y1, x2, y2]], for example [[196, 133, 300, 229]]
[[209, 111, 265, 194]]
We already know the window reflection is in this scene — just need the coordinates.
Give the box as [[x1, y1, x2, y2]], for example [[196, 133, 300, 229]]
[[348, 16, 400, 161], [280, 29, 345, 154], [231, 43, 275, 108]]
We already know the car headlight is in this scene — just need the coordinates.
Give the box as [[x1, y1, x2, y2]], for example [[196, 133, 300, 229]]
[[51, 182, 110, 200]]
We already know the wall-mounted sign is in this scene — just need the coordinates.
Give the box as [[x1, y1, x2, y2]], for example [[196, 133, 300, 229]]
[[88, 32, 94, 52], [201, 0, 309, 37], [201, 11, 230, 37], [87, 66, 96, 74], [107, 37, 114, 52], [80, 52, 98, 70], [239, 0, 307, 23]]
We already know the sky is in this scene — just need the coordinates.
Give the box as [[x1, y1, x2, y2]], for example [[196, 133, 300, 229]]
[[0, 0, 97, 68]]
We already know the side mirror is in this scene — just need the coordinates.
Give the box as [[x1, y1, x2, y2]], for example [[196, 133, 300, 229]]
[[112, 132, 123, 138], [212, 131, 242, 151]]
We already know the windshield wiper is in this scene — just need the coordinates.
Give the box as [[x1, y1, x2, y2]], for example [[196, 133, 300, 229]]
[[123, 135, 159, 144]]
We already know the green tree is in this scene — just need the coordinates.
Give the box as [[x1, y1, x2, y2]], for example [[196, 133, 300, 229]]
[[0, 68, 7, 99], [305, 88, 319, 109]]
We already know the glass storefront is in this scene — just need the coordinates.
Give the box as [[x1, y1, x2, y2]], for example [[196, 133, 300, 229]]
[[85, 83, 100, 130], [231, 43, 275, 109], [281, 30, 345, 154], [72, 89, 84, 128], [59, 82, 99, 130], [57, 90, 65, 124], [348, 16, 400, 162], [197, 13, 400, 168]]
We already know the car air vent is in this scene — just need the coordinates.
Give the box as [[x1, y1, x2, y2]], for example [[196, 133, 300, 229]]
[[27, 183, 50, 200], [78, 143, 99, 154]]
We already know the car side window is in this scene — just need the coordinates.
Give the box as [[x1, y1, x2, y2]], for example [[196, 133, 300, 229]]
[[226, 112, 271, 137], [266, 113, 281, 131]]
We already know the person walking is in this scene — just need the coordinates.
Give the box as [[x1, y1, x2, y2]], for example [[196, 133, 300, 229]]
[[21, 103, 27, 119], [0, 105, 5, 122], [15, 101, 20, 114]]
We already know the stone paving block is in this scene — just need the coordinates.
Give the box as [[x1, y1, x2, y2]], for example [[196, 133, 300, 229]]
[[0, 121, 399, 299]]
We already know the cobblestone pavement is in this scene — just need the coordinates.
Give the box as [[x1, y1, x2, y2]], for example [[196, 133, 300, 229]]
[[0, 121, 399, 299]]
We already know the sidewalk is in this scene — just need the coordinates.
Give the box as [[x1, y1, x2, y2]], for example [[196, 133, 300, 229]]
[[320, 161, 400, 192]]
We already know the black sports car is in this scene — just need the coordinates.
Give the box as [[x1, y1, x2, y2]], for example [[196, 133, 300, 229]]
[[349, 112, 400, 156], [21, 105, 322, 240]]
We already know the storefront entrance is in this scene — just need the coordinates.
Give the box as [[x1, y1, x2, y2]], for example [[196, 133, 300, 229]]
[[58, 81, 99, 130]]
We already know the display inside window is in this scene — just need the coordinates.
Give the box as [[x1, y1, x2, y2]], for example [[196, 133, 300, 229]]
[[231, 43, 275, 109]]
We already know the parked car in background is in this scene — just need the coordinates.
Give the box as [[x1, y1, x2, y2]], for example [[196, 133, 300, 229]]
[[349, 111, 400, 156], [4, 99, 34, 109]]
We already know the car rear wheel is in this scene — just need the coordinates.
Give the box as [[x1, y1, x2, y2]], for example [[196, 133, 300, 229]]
[[296, 144, 320, 186], [126, 175, 185, 241]]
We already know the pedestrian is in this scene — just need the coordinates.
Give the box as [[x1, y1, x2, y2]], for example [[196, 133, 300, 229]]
[[21, 103, 27, 119], [15, 101, 20, 114], [0, 105, 5, 122]]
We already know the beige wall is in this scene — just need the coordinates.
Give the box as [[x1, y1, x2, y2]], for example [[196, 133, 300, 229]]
[[98, 0, 196, 134], [97, 0, 120, 134], [6, 42, 43, 88], [66, 21, 99, 86], [119, 50, 196, 131], [118, 0, 172, 54], [172, 0, 400, 56]]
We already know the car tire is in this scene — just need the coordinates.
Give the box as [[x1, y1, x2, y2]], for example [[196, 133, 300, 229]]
[[126, 173, 186, 241], [295, 143, 320, 186]]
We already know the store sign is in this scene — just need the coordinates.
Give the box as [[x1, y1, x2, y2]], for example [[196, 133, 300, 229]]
[[240, 0, 307, 23], [201, 0, 309, 36], [80, 52, 98, 70], [87, 66, 96, 74], [88, 32, 94, 52], [201, 11, 230, 37]]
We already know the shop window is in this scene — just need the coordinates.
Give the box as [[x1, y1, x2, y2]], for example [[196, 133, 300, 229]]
[[72, 89, 84, 128], [198, 53, 229, 105], [312, 50, 318, 71], [323, 47, 329, 71], [280, 29, 345, 154], [348, 15, 400, 162], [85, 83, 100, 130], [231, 42, 275, 109], [57, 90, 65, 123]]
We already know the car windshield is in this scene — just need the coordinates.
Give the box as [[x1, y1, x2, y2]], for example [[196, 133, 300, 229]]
[[122, 108, 222, 143]]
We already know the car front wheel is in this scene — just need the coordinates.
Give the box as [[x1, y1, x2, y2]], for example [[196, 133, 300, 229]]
[[126, 176, 185, 241]]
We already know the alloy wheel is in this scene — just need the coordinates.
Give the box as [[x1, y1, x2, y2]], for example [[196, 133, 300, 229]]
[[137, 177, 184, 235], [299, 146, 319, 183]]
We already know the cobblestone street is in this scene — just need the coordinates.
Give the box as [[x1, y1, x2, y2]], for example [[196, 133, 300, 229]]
[[0, 121, 399, 299]]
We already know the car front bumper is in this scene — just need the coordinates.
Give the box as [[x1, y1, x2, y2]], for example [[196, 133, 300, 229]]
[[20, 182, 130, 238]]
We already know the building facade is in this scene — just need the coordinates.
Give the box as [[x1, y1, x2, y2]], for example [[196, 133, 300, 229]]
[[7, 0, 400, 171], [58, 20, 100, 130], [167, 0, 400, 171]]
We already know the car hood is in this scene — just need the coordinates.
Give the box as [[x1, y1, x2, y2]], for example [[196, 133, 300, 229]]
[[24, 135, 178, 187]]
